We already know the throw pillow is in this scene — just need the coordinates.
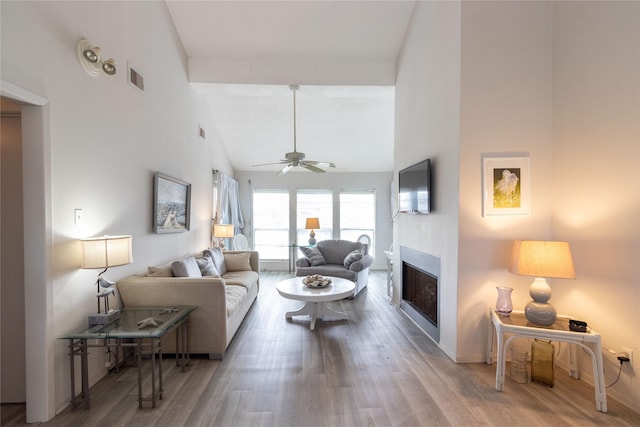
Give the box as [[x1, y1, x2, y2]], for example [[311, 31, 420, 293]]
[[224, 252, 252, 271], [343, 249, 363, 268], [147, 264, 174, 277], [203, 247, 227, 275], [195, 256, 220, 276], [171, 256, 202, 278], [300, 246, 327, 266]]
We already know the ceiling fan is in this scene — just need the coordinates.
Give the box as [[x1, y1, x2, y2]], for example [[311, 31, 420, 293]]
[[252, 85, 336, 175]]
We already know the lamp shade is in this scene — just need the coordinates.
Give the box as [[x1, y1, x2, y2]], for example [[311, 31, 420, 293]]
[[213, 224, 234, 238], [509, 240, 575, 279], [81, 235, 133, 269], [305, 217, 320, 230]]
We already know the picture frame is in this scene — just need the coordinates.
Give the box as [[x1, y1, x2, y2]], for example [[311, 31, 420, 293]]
[[482, 156, 530, 216], [153, 172, 191, 233]]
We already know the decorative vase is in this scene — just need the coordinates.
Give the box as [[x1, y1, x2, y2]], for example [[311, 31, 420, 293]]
[[496, 286, 513, 316]]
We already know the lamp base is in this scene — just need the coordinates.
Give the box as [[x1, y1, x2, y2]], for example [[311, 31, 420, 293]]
[[524, 301, 556, 326], [89, 309, 121, 326]]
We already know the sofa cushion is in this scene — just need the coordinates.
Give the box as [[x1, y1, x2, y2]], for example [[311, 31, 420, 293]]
[[224, 252, 251, 271], [343, 249, 363, 268], [147, 263, 174, 277], [226, 284, 248, 317], [195, 256, 220, 277], [203, 248, 227, 276], [171, 256, 202, 277], [300, 246, 327, 266]]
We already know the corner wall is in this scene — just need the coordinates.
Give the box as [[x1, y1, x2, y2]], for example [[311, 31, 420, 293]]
[[551, 1, 640, 412], [458, 1, 554, 362], [1, 1, 233, 419], [394, 1, 462, 359]]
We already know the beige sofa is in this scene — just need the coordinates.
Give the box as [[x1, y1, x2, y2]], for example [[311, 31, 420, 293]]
[[117, 250, 259, 359]]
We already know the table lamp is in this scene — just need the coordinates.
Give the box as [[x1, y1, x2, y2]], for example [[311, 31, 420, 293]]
[[213, 223, 234, 250], [80, 235, 133, 326], [509, 240, 575, 326], [305, 217, 320, 245]]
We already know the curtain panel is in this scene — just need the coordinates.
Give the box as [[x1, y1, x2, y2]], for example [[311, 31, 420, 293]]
[[213, 170, 244, 233]]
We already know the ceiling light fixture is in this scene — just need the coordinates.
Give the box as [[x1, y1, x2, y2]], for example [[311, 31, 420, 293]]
[[252, 85, 336, 174], [77, 38, 117, 77]]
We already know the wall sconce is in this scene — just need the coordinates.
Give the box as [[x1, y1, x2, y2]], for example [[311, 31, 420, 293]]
[[77, 38, 117, 77]]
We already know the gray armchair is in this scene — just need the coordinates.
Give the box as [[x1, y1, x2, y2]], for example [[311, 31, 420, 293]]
[[295, 239, 374, 297]]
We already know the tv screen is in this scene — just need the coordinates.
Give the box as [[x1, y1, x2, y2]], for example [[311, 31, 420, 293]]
[[398, 159, 431, 214]]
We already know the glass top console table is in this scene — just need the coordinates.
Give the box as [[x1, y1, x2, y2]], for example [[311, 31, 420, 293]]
[[486, 308, 607, 412], [60, 306, 197, 409]]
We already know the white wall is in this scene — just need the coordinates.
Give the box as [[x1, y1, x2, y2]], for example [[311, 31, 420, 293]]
[[1, 1, 233, 420], [394, 0, 462, 359], [551, 1, 640, 413], [234, 170, 393, 271], [458, 1, 554, 362]]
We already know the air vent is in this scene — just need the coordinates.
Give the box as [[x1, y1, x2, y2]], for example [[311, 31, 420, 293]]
[[128, 66, 144, 92]]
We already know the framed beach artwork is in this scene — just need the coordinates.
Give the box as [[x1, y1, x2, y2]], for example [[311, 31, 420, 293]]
[[482, 156, 530, 216], [153, 172, 191, 233]]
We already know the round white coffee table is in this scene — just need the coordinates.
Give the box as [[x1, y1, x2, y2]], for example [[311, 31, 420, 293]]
[[276, 276, 355, 330]]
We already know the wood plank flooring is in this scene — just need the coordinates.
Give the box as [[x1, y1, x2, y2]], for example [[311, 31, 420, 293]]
[[3, 271, 639, 426]]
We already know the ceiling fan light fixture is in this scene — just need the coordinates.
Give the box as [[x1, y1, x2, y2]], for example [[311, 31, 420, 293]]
[[252, 84, 336, 175]]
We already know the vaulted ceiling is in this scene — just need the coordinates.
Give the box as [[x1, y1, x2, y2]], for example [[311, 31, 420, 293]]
[[165, 1, 416, 173]]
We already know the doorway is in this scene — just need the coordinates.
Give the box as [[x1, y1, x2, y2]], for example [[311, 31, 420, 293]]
[[1, 97, 26, 403]]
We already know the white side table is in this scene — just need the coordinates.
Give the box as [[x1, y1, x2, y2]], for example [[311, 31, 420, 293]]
[[486, 308, 607, 412]]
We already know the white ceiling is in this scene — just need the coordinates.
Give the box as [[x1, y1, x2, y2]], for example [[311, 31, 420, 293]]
[[166, 1, 416, 173]]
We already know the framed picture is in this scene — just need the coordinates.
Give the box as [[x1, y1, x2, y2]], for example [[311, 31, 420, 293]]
[[153, 172, 191, 233], [482, 156, 530, 216]]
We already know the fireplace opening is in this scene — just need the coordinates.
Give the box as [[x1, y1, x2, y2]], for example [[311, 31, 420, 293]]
[[399, 246, 440, 343], [402, 261, 438, 327]]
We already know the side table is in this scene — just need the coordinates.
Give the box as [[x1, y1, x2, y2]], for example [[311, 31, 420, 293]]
[[60, 306, 196, 409], [486, 308, 607, 412]]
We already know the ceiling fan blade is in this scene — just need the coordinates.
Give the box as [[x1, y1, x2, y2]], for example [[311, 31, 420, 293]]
[[252, 161, 288, 167], [277, 164, 293, 175], [305, 160, 336, 168], [301, 163, 326, 173]]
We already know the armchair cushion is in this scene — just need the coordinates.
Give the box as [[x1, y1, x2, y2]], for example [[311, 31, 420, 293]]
[[348, 254, 374, 272], [343, 250, 363, 268], [300, 246, 327, 266]]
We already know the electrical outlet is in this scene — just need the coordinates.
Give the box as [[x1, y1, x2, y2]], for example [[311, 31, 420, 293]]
[[621, 347, 633, 365]]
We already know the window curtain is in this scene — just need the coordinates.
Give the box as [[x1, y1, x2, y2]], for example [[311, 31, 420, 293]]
[[213, 170, 244, 233]]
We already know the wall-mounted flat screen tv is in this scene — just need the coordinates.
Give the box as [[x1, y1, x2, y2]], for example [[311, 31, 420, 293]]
[[398, 159, 432, 214]]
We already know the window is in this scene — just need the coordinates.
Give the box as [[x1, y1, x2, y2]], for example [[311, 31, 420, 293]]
[[252, 189, 289, 260], [340, 191, 375, 256], [296, 190, 333, 245]]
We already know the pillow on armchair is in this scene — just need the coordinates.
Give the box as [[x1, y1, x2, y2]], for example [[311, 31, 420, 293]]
[[300, 246, 327, 266], [343, 250, 363, 268]]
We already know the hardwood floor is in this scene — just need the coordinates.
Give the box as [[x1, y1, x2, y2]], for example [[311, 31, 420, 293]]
[[4, 271, 639, 426]]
